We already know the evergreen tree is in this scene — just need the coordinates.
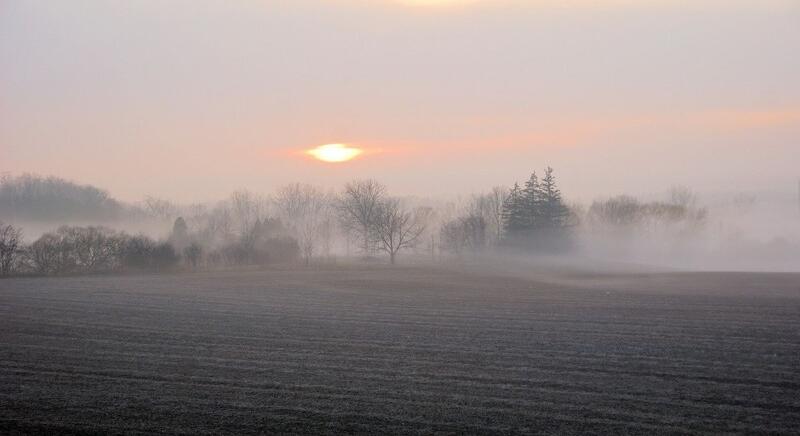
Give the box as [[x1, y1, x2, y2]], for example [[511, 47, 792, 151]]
[[502, 167, 573, 251], [169, 217, 189, 250], [522, 172, 541, 229], [539, 167, 569, 228], [501, 183, 527, 236]]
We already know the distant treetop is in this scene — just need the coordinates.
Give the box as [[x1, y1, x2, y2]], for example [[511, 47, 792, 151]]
[[0, 174, 126, 223]]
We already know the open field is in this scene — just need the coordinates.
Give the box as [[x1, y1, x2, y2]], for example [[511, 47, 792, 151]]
[[1, 264, 799, 434]]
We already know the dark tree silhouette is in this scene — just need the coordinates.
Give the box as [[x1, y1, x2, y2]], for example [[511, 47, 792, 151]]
[[440, 214, 487, 255], [502, 167, 573, 252], [374, 199, 427, 264], [0, 221, 23, 276], [337, 180, 385, 255], [183, 243, 202, 269], [502, 183, 527, 236]]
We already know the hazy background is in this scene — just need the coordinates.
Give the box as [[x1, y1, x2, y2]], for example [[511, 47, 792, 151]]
[[2, 0, 799, 203]]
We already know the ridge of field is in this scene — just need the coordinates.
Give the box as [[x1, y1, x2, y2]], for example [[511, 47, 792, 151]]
[[1, 264, 799, 434]]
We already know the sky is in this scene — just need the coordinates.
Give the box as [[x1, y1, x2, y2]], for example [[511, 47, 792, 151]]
[[1, 0, 799, 203]]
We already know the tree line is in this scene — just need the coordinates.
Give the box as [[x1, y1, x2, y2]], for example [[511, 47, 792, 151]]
[[439, 167, 574, 254], [580, 187, 709, 258], [0, 170, 711, 277], [0, 178, 433, 276], [0, 224, 176, 276], [0, 174, 129, 223]]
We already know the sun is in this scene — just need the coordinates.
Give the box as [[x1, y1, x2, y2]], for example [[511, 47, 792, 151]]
[[306, 143, 363, 163], [397, 0, 481, 6]]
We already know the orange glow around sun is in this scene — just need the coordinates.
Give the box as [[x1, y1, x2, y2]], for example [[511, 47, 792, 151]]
[[397, 0, 480, 6], [306, 143, 363, 163]]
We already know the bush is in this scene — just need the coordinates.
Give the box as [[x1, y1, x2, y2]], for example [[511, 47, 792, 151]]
[[119, 235, 157, 271]]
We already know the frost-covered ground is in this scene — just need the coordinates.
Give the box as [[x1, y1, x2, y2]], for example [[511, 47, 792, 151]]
[[1, 265, 798, 434]]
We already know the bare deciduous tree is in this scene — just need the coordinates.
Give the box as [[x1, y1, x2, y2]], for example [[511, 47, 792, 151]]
[[22, 226, 122, 275], [229, 190, 265, 237], [67, 226, 121, 273], [118, 235, 157, 271], [586, 192, 708, 252], [206, 206, 235, 244], [25, 232, 66, 275], [587, 195, 644, 230], [374, 199, 427, 264], [0, 221, 23, 276], [143, 196, 180, 221], [24, 235, 50, 275], [472, 186, 507, 244], [337, 180, 386, 256], [440, 214, 487, 255], [274, 183, 332, 265]]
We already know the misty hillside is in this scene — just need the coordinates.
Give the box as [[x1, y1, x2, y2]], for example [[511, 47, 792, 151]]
[[0, 174, 129, 223]]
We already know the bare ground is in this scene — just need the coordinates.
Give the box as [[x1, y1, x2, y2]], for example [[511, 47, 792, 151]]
[[1, 264, 799, 434]]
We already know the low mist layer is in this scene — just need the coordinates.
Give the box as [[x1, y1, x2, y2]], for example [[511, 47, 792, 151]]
[[1, 172, 798, 275]]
